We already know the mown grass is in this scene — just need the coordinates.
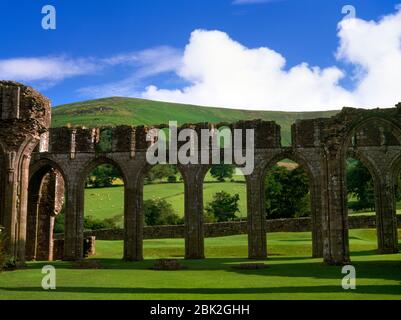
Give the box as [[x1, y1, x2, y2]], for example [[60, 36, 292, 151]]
[[1, 230, 400, 300]]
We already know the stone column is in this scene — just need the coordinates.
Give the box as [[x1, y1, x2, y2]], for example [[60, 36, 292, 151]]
[[2, 151, 32, 264], [0, 164, 4, 229], [2, 151, 20, 259], [64, 181, 84, 261], [246, 168, 267, 259], [374, 171, 398, 254], [36, 171, 58, 261], [26, 173, 42, 261], [15, 154, 31, 264], [124, 176, 144, 261], [181, 165, 207, 259], [310, 182, 323, 258], [321, 150, 350, 265]]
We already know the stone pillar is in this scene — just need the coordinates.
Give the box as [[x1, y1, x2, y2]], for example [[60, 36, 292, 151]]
[[36, 171, 57, 261], [374, 172, 398, 254], [2, 151, 32, 264], [26, 172, 42, 261], [15, 154, 31, 264], [181, 165, 207, 259], [246, 168, 267, 259], [64, 181, 84, 261], [310, 182, 323, 258], [321, 150, 350, 265], [124, 177, 143, 261], [2, 151, 19, 259], [36, 215, 55, 261], [0, 150, 4, 227]]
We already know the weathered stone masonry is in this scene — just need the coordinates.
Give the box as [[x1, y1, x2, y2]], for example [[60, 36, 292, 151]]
[[0, 81, 400, 266], [54, 215, 401, 241]]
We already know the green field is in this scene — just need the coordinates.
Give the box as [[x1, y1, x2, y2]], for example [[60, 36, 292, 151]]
[[85, 180, 401, 226], [52, 97, 339, 145], [1, 230, 400, 300], [85, 174, 247, 226]]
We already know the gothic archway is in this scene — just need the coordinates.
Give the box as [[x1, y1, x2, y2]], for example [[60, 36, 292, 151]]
[[78, 157, 127, 259], [343, 118, 401, 255], [261, 150, 319, 258], [26, 160, 66, 261]]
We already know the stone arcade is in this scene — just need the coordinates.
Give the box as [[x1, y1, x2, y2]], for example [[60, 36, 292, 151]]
[[0, 81, 400, 266]]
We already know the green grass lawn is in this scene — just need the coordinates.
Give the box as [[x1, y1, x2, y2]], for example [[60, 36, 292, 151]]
[[1, 229, 400, 300]]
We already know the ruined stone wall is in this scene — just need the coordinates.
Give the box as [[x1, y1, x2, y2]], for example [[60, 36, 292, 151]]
[[52, 215, 401, 241], [0, 81, 51, 264], [2, 81, 401, 265], [31, 103, 401, 265]]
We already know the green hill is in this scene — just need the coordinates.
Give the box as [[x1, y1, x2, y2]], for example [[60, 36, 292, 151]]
[[52, 97, 339, 145]]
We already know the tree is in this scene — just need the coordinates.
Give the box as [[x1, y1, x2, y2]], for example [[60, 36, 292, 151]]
[[54, 211, 65, 234], [265, 166, 310, 219], [167, 175, 177, 183], [86, 164, 121, 188], [84, 215, 120, 231], [145, 165, 178, 183], [54, 210, 120, 232], [347, 159, 375, 211], [205, 191, 240, 222], [143, 198, 182, 226], [210, 164, 235, 182]]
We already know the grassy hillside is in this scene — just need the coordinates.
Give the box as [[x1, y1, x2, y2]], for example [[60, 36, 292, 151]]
[[52, 97, 339, 145]]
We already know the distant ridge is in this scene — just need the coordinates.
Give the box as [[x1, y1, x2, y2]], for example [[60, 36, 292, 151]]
[[52, 97, 339, 145]]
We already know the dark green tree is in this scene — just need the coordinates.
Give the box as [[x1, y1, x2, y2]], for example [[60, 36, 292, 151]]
[[145, 165, 178, 183], [86, 164, 121, 188], [347, 159, 375, 211], [143, 198, 182, 226], [210, 164, 235, 182], [265, 166, 310, 219], [205, 191, 240, 222]]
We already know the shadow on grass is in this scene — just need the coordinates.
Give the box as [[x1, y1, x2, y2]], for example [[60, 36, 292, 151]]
[[1, 284, 401, 296], [19, 254, 401, 285], [274, 239, 312, 242], [22, 255, 312, 271]]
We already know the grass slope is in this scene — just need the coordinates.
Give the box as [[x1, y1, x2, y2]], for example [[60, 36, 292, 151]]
[[1, 230, 400, 300], [52, 97, 339, 145]]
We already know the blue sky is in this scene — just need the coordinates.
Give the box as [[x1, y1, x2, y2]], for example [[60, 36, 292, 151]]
[[0, 0, 400, 110]]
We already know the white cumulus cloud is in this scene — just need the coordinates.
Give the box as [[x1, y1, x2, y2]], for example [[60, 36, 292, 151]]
[[141, 30, 353, 111], [141, 6, 401, 111], [336, 6, 401, 107]]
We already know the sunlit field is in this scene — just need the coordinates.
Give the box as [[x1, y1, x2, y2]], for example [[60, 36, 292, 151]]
[[1, 230, 400, 300]]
